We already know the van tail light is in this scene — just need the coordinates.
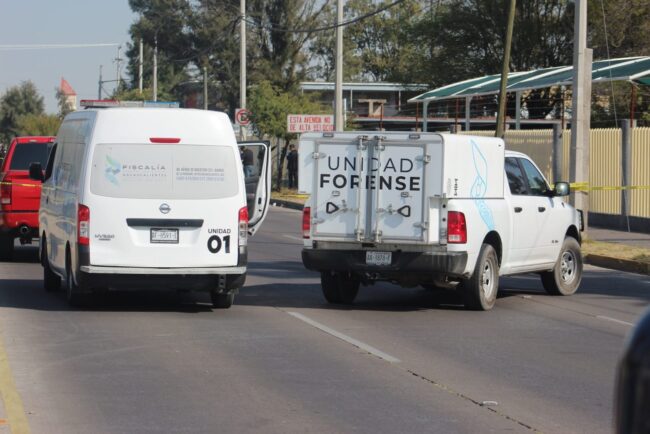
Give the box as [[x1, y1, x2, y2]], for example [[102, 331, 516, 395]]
[[302, 207, 311, 239], [0, 177, 10, 205], [447, 211, 467, 244], [238, 206, 249, 245], [78, 204, 90, 246]]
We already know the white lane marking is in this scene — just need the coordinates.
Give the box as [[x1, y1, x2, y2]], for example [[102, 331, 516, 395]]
[[287, 312, 401, 363], [282, 234, 303, 241], [596, 315, 634, 327]]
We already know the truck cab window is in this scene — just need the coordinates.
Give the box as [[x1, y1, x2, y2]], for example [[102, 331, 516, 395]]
[[505, 157, 527, 195], [520, 158, 550, 196]]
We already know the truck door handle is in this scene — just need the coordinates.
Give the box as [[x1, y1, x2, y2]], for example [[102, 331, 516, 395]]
[[538, 206, 546, 212], [514, 207, 522, 213]]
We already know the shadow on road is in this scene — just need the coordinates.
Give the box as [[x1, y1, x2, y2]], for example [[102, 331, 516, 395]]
[[0, 278, 215, 313], [6, 244, 39, 264]]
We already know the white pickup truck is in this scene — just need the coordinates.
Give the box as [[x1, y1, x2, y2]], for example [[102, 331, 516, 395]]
[[298, 132, 583, 310]]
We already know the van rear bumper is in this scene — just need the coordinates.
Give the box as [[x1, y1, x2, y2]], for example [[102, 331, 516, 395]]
[[302, 249, 467, 276], [80, 265, 246, 275], [77, 266, 246, 292]]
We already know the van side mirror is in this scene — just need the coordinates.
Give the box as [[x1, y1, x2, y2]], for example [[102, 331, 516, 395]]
[[29, 162, 44, 182], [615, 308, 650, 433], [553, 182, 570, 197]]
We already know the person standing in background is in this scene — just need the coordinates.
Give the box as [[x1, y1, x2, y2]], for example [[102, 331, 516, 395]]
[[241, 146, 254, 178], [286, 144, 298, 189]]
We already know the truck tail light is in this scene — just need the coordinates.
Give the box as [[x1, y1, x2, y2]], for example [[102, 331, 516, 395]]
[[447, 211, 467, 244], [0, 177, 10, 205], [239, 206, 248, 245], [302, 207, 311, 239], [78, 204, 90, 246]]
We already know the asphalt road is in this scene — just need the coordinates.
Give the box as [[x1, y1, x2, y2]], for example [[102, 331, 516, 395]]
[[0, 206, 648, 433]]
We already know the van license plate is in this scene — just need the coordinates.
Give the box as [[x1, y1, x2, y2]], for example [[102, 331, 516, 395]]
[[366, 251, 391, 266], [151, 228, 179, 244]]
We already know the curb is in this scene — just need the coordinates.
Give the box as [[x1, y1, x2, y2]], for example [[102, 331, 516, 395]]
[[584, 254, 650, 276], [270, 198, 304, 211]]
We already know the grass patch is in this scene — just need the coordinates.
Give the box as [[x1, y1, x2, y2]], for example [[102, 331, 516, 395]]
[[583, 239, 650, 264], [271, 189, 308, 205]]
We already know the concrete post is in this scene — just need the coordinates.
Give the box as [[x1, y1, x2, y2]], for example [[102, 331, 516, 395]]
[[423, 101, 428, 132], [552, 124, 562, 183], [620, 119, 631, 217]]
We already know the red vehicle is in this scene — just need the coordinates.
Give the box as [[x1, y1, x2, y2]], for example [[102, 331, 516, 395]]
[[0, 136, 55, 259]]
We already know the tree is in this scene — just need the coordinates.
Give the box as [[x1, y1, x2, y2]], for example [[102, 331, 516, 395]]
[[0, 81, 45, 144], [56, 87, 75, 118], [15, 114, 61, 136], [588, 0, 650, 59], [248, 80, 324, 189]]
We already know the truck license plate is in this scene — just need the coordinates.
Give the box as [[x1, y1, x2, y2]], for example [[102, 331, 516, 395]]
[[150, 228, 179, 244], [366, 251, 392, 266]]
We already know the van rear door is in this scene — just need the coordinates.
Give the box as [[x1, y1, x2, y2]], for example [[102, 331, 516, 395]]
[[87, 143, 244, 268], [237, 141, 271, 236]]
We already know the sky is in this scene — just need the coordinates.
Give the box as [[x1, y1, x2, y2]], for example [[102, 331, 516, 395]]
[[0, 1, 136, 114]]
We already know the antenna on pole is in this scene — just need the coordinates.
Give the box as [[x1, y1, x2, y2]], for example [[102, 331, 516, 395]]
[[98, 65, 103, 99]]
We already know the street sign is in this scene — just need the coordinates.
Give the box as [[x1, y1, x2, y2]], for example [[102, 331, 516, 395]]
[[287, 114, 334, 133], [235, 108, 251, 126]]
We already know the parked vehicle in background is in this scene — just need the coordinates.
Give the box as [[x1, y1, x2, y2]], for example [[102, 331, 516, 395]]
[[0, 136, 55, 259], [299, 132, 584, 310], [30, 100, 270, 307]]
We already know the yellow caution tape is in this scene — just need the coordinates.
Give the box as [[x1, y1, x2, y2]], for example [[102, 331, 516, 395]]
[[570, 182, 650, 192]]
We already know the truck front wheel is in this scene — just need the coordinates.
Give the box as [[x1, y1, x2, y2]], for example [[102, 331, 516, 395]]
[[461, 244, 499, 311], [541, 237, 582, 296], [321, 271, 360, 304]]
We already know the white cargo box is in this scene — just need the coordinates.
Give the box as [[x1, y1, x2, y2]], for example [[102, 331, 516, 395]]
[[298, 132, 504, 244]]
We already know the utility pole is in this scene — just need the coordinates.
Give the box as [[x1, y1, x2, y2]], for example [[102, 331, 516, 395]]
[[203, 66, 208, 110], [153, 36, 158, 102], [570, 0, 592, 230], [495, 0, 516, 138], [334, 0, 344, 130], [240, 0, 247, 140], [115, 45, 123, 93], [138, 39, 143, 94], [98, 65, 103, 99]]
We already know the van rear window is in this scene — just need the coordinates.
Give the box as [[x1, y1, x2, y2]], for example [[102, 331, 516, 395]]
[[90, 144, 239, 199], [9, 142, 53, 170]]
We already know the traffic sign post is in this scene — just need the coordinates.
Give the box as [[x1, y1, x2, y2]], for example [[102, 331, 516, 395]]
[[235, 108, 251, 126]]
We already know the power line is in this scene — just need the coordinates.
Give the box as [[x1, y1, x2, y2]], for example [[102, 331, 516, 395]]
[[0, 43, 119, 51]]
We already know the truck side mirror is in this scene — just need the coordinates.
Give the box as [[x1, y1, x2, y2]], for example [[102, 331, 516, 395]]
[[29, 162, 44, 182], [554, 182, 570, 196], [615, 308, 650, 433]]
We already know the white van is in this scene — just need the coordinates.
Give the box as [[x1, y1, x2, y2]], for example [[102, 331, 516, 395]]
[[29, 102, 270, 307]]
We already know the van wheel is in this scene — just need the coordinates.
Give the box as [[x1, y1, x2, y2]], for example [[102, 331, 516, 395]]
[[211, 292, 234, 309], [321, 271, 360, 304], [66, 250, 88, 307], [461, 244, 499, 311], [42, 241, 61, 292], [0, 235, 13, 261], [541, 237, 582, 296]]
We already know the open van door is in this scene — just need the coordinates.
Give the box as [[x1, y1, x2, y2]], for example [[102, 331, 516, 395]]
[[238, 141, 271, 236]]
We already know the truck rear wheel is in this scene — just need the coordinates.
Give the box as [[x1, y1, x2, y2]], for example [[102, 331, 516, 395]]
[[321, 271, 360, 304], [461, 244, 499, 311], [541, 237, 582, 296]]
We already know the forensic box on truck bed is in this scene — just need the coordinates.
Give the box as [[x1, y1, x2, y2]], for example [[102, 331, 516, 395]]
[[299, 132, 583, 310]]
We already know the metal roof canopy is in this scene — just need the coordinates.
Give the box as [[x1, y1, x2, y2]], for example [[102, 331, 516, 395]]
[[409, 56, 650, 103]]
